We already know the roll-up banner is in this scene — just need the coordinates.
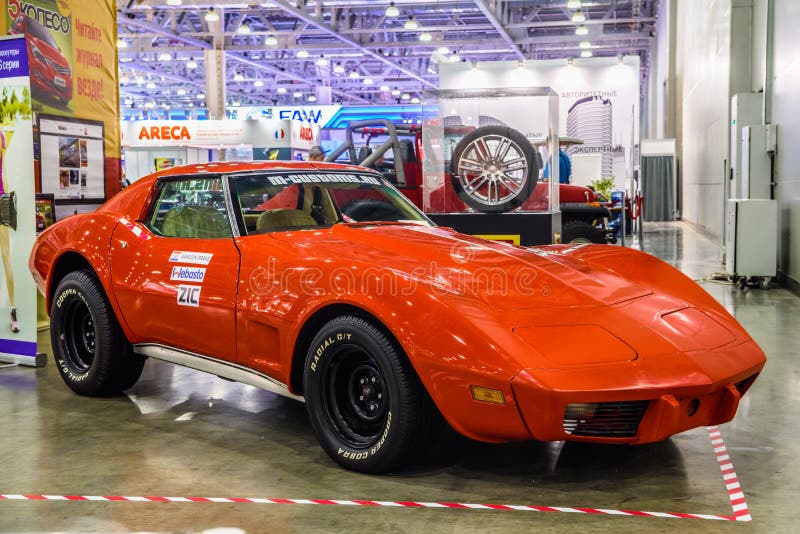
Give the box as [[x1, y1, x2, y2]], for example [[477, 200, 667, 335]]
[[1, 0, 121, 202], [0, 34, 39, 366]]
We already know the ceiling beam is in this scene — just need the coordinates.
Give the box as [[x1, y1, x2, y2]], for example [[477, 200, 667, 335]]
[[473, 0, 524, 60], [269, 0, 436, 88]]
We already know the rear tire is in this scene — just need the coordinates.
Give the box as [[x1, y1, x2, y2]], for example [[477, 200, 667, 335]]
[[303, 315, 437, 473], [50, 271, 144, 396], [562, 220, 606, 244]]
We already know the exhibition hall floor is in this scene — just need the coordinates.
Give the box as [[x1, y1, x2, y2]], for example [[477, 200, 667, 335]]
[[0, 222, 795, 533]]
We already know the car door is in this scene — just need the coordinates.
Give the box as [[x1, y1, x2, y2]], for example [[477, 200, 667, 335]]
[[109, 175, 240, 361]]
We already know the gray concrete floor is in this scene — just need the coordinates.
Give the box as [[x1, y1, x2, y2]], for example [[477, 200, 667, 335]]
[[0, 221, 796, 533]]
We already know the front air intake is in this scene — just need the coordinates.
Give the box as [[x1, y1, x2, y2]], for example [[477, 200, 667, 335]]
[[563, 401, 650, 438]]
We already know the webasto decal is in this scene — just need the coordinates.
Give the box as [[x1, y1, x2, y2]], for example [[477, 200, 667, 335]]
[[267, 174, 382, 186], [170, 266, 206, 283]]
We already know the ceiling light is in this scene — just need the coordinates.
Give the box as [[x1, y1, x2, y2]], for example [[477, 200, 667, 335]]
[[297, 50, 309, 59], [117, 39, 127, 48], [380, 84, 390, 91], [333, 62, 345, 74], [391, 88, 401, 96], [293, 91, 302, 98], [363, 77, 373, 85], [158, 52, 172, 61], [419, 31, 432, 42], [146, 81, 156, 89], [124, 98, 133, 106], [411, 97, 420, 104], [238, 23, 251, 35], [265, 35, 278, 46], [437, 46, 450, 55], [254, 80, 264, 87], [186, 58, 198, 69], [385, 2, 399, 18], [251, 53, 261, 60], [234, 72, 244, 82], [349, 70, 360, 79], [401, 93, 410, 100], [277, 87, 287, 94], [572, 11, 586, 23], [144, 101, 155, 109], [308, 95, 317, 102], [567, 0, 582, 8], [205, 8, 219, 23], [581, 50, 593, 58], [579, 41, 591, 49], [575, 25, 588, 36], [197, 93, 205, 99], [176, 89, 187, 96], [167, 0, 182, 5], [316, 56, 328, 66], [232, 100, 241, 107], [188, 102, 194, 108], [404, 16, 418, 31]]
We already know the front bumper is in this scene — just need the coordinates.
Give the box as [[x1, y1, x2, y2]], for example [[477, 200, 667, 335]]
[[510, 341, 765, 444]]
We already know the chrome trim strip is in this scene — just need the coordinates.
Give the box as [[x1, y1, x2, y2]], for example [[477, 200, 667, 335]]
[[221, 175, 241, 238], [134, 343, 304, 402]]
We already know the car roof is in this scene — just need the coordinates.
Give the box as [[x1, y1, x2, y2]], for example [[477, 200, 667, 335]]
[[147, 160, 374, 184]]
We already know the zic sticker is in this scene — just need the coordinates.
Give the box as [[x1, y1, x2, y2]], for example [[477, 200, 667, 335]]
[[169, 251, 213, 265], [170, 266, 206, 282], [177, 285, 201, 307]]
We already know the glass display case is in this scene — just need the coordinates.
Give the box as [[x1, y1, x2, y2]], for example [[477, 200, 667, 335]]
[[421, 87, 561, 245]]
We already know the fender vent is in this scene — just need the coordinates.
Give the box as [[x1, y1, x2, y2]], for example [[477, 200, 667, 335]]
[[563, 401, 650, 438]]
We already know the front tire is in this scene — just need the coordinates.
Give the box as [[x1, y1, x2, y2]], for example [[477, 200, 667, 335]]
[[50, 270, 144, 396], [303, 315, 435, 473]]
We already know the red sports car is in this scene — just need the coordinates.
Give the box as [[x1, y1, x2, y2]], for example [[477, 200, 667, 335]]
[[30, 161, 766, 473]]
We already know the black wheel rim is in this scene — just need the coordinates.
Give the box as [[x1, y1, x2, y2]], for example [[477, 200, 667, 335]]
[[59, 299, 96, 373], [320, 346, 388, 448]]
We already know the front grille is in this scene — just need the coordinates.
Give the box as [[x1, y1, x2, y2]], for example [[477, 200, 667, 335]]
[[46, 57, 69, 75], [563, 401, 650, 438]]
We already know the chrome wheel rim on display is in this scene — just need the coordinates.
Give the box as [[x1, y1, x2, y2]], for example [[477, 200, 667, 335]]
[[456, 134, 529, 207]]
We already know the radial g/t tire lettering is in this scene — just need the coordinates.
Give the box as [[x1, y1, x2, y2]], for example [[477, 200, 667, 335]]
[[50, 270, 145, 396], [303, 315, 437, 473]]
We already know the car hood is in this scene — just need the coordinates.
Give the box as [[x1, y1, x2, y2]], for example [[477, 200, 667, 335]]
[[271, 223, 651, 309]]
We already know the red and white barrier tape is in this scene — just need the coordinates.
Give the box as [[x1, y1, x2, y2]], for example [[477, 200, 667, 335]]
[[706, 425, 752, 521], [0, 426, 751, 522]]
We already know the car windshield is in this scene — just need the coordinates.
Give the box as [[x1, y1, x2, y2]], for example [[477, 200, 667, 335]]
[[25, 17, 58, 48], [231, 171, 431, 235]]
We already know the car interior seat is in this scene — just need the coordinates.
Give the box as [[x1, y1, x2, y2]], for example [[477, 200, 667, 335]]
[[161, 205, 231, 238], [256, 209, 318, 232]]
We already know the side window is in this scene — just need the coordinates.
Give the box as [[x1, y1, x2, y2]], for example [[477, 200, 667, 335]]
[[147, 177, 232, 239]]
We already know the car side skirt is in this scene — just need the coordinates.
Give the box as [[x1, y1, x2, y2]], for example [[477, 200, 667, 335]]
[[133, 343, 304, 402]]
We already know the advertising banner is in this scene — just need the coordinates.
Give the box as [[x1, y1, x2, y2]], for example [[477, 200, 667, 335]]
[[1, 0, 121, 201], [0, 35, 40, 366]]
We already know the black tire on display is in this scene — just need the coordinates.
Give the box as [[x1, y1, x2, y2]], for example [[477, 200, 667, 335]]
[[561, 220, 607, 244], [303, 315, 436, 473], [50, 271, 145, 396], [450, 125, 539, 213]]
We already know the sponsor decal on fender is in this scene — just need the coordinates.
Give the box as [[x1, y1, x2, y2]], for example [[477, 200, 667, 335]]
[[169, 251, 213, 265], [177, 285, 201, 307], [170, 266, 206, 283]]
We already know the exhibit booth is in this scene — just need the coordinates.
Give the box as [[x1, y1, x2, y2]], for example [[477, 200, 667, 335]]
[[120, 119, 321, 182]]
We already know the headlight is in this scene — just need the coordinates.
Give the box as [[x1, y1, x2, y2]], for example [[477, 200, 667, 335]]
[[30, 41, 44, 62]]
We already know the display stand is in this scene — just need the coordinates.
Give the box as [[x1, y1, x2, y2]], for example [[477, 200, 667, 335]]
[[421, 87, 561, 246]]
